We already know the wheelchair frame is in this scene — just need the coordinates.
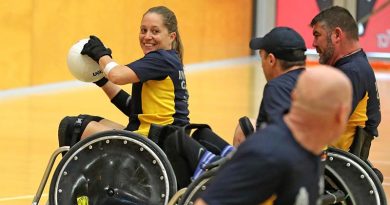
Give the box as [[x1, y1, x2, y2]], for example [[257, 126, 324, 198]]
[[32, 131, 387, 205], [33, 130, 177, 205]]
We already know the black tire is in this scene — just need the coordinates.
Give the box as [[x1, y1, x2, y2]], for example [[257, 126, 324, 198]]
[[178, 167, 219, 205], [324, 147, 387, 205], [49, 130, 177, 205]]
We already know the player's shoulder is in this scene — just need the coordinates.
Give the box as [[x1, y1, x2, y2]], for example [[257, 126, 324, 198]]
[[144, 49, 166, 58], [147, 49, 181, 68], [337, 50, 372, 72], [246, 121, 291, 153], [268, 68, 304, 87], [145, 49, 176, 58]]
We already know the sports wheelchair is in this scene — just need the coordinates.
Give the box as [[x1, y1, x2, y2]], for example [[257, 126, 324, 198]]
[[32, 130, 177, 205], [32, 128, 387, 205], [169, 147, 387, 205]]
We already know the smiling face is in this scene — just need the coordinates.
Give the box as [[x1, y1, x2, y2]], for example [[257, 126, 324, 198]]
[[139, 12, 176, 55], [312, 22, 335, 65]]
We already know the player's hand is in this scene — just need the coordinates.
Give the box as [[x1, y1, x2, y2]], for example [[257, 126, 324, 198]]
[[233, 123, 246, 147], [233, 117, 256, 147], [81, 35, 112, 63]]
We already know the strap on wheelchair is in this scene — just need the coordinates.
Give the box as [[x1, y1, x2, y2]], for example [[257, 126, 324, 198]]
[[70, 116, 85, 146], [239, 116, 254, 138], [183, 123, 211, 135], [349, 126, 374, 161], [147, 123, 182, 147], [148, 123, 212, 143], [148, 123, 164, 145]]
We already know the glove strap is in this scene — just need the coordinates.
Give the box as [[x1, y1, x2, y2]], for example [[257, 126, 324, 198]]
[[94, 77, 109, 87]]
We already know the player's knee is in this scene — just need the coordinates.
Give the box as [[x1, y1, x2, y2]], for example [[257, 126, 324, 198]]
[[58, 114, 103, 147]]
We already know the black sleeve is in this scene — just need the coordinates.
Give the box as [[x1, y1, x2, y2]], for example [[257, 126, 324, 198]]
[[110, 89, 132, 117]]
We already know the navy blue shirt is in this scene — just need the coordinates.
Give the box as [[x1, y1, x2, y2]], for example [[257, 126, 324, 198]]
[[201, 118, 322, 205], [256, 68, 304, 130], [334, 49, 381, 137], [125, 49, 189, 136]]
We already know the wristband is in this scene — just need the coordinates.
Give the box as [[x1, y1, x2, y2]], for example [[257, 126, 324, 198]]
[[104, 61, 119, 76], [93, 77, 109, 87]]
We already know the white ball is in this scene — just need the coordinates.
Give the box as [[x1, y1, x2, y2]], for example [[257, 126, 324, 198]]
[[66, 39, 104, 82]]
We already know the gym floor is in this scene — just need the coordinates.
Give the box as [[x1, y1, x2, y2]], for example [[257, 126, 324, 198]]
[[0, 60, 389, 204]]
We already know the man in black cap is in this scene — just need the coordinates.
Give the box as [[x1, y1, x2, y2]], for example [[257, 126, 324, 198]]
[[233, 27, 307, 146], [195, 64, 353, 205]]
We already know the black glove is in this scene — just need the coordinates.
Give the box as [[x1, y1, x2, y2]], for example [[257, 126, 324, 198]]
[[81, 35, 112, 63]]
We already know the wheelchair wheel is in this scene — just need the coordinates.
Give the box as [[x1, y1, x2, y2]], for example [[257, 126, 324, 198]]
[[178, 166, 219, 205], [324, 147, 387, 205], [49, 130, 177, 205], [177, 152, 234, 205]]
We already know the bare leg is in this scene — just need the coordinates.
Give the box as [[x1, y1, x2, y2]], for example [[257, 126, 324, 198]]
[[80, 119, 125, 140], [99, 119, 126, 129]]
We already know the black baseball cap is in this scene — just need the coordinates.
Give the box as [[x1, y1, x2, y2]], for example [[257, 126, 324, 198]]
[[250, 27, 307, 61]]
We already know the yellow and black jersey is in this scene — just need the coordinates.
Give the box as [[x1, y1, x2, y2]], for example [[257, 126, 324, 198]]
[[332, 49, 381, 150], [125, 49, 189, 136]]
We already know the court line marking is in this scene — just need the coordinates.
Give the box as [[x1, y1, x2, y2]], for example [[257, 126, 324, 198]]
[[0, 80, 90, 100], [184, 56, 257, 72], [372, 160, 390, 165], [0, 56, 257, 100], [1, 56, 389, 100], [0, 193, 47, 202], [306, 49, 390, 59], [376, 72, 390, 80]]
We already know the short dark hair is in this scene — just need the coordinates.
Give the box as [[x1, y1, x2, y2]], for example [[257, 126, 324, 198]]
[[263, 50, 306, 71], [310, 6, 359, 40], [279, 59, 306, 71]]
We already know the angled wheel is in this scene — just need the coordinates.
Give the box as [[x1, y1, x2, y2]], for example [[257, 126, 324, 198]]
[[178, 152, 234, 205], [324, 147, 387, 205], [178, 168, 217, 205], [49, 130, 177, 205]]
